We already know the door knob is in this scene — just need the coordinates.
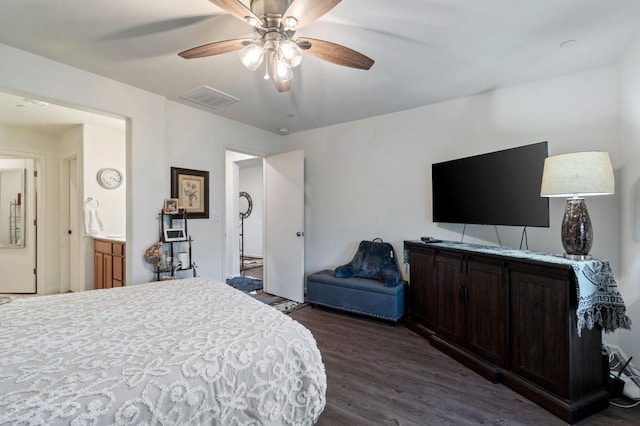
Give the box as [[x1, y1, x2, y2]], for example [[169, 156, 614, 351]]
[[296, 232, 304, 237]]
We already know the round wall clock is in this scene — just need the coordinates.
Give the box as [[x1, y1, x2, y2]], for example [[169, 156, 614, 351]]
[[97, 167, 123, 189]]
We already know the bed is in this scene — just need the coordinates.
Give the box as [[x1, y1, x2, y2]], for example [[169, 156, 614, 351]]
[[0, 278, 326, 425]]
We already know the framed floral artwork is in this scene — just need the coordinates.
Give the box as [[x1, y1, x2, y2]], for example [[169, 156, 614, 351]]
[[170, 167, 209, 219]]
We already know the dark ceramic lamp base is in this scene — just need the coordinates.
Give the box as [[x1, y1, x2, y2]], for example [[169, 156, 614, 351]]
[[561, 198, 593, 260]]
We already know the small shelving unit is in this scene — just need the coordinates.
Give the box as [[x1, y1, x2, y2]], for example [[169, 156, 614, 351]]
[[156, 209, 194, 281]]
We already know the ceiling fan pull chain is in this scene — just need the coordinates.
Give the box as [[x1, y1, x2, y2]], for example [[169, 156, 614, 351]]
[[263, 54, 270, 80]]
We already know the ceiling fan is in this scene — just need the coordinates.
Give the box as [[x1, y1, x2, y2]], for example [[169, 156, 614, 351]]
[[179, 0, 374, 92]]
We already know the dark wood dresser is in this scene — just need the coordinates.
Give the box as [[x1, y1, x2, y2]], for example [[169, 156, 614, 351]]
[[404, 240, 609, 424]]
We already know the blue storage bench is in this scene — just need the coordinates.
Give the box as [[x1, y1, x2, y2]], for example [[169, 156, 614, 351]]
[[306, 269, 406, 322]]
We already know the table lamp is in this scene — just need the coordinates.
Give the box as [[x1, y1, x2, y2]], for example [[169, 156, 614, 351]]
[[540, 151, 614, 260]]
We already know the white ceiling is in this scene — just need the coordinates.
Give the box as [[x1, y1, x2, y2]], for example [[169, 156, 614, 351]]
[[1, 0, 640, 135], [0, 92, 125, 135]]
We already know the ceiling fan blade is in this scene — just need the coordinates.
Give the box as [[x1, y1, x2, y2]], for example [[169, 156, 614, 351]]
[[209, 0, 260, 24], [178, 38, 252, 59], [297, 37, 374, 70], [283, 0, 342, 30]]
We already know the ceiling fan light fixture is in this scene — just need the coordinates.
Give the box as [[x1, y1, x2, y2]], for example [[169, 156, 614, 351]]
[[281, 16, 298, 31], [273, 61, 293, 83], [239, 42, 265, 71], [279, 39, 302, 68], [179, 0, 374, 92], [244, 16, 262, 28], [271, 53, 293, 83]]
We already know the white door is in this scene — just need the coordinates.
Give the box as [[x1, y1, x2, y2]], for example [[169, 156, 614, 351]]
[[69, 157, 79, 292], [0, 159, 36, 293], [263, 150, 304, 303]]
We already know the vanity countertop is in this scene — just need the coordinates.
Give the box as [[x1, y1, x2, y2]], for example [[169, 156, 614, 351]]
[[93, 235, 126, 243]]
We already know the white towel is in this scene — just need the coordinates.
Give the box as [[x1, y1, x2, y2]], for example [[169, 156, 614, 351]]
[[84, 198, 104, 235]]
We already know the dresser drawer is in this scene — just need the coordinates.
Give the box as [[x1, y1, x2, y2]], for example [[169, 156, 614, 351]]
[[94, 240, 112, 254], [112, 242, 124, 256]]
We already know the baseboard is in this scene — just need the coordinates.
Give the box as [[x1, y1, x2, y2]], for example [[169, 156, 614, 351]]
[[403, 318, 435, 340], [501, 370, 609, 424]]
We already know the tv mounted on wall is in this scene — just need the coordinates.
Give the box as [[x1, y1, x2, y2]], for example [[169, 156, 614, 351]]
[[432, 141, 549, 227]]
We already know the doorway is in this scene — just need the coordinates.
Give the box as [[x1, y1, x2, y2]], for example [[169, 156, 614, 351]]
[[238, 158, 264, 277], [225, 150, 262, 279], [225, 149, 305, 303], [61, 155, 80, 292], [0, 156, 37, 293]]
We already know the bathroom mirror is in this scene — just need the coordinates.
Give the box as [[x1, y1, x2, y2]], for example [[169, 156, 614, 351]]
[[239, 191, 252, 219], [0, 168, 25, 248]]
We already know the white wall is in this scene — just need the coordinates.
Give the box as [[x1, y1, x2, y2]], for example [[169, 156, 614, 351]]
[[282, 64, 631, 357], [83, 124, 126, 237], [165, 101, 281, 281], [81, 123, 126, 288], [0, 42, 165, 285], [283, 66, 619, 275], [239, 163, 263, 258], [617, 35, 640, 361]]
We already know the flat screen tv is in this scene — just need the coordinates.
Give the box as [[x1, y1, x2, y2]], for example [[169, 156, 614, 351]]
[[432, 141, 549, 227]]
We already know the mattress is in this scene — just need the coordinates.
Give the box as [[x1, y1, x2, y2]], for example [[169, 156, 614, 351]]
[[0, 278, 326, 425]]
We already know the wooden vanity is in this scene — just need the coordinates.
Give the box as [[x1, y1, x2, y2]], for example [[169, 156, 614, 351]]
[[94, 238, 126, 289]]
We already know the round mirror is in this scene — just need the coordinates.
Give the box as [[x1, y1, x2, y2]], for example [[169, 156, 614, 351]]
[[239, 191, 252, 219]]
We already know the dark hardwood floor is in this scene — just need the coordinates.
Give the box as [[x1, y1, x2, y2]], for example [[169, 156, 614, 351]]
[[242, 265, 263, 280], [289, 306, 640, 426]]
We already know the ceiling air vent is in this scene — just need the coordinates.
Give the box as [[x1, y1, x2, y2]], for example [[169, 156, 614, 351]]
[[180, 86, 239, 110]]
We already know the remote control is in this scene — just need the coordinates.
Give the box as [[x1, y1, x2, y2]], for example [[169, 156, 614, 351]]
[[421, 236, 441, 243]]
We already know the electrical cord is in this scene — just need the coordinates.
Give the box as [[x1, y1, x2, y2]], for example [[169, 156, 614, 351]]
[[609, 351, 640, 382], [606, 347, 640, 407], [610, 399, 640, 408], [494, 225, 503, 247]]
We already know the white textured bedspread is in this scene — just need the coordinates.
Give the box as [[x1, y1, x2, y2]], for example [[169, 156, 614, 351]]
[[0, 278, 326, 425]]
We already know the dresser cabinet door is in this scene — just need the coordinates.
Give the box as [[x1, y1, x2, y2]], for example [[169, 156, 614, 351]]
[[466, 260, 507, 366], [434, 254, 465, 344], [94, 252, 104, 290], [94, 240, 126, 289], [510, 270, 569, 396], [112, 255, 124, 287], [409, 249, 436, 328]]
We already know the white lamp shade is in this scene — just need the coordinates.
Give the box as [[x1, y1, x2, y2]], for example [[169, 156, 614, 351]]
[[540, 151, 614, 197]]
